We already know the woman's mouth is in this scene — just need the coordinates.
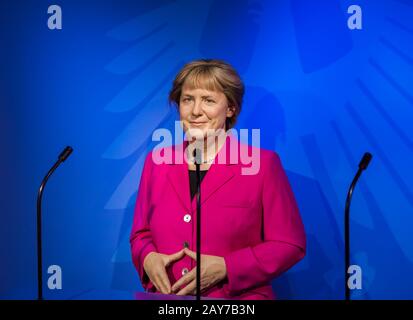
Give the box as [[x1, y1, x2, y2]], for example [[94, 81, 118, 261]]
[[190, 122, 207, 126]]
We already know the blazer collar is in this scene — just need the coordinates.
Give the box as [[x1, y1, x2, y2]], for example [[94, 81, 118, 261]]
[[166, 134, 239, 212]]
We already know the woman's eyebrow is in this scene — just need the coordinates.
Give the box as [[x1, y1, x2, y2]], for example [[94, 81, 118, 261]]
[[182, 93, 216, 99]]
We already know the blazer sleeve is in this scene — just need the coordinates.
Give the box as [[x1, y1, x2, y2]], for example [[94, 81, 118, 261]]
[[130, 152, 157, 291], [223, 151, 306, 296]]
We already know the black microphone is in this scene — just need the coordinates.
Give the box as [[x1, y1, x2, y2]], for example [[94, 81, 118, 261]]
[[37, 146, 73, 300], [358, 152, 372, 171], [345, 152, 372, 301], [192, 148, 202, 301], [58, 146, 73, 162]]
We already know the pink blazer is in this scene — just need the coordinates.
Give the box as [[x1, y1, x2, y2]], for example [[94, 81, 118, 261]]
[[130, 136, 306, 300]]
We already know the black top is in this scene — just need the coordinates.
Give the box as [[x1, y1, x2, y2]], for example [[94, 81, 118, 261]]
[[189, 169, 208, 200]]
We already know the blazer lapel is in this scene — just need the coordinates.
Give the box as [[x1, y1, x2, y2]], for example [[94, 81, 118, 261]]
[[167, 135, 240, 210], [192, 135, 239, 206], [167, 143, 192, 213], [197, 162, 235, 206]]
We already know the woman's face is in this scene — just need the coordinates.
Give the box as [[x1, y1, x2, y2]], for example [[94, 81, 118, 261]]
[[179, 83, 234, 140]]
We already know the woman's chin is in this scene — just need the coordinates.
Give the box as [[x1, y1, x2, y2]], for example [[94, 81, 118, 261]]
[[185, 128, 207, 140]]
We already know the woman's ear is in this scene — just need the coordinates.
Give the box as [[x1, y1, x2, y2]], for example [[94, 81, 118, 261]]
[[226, 105, 235, 118]]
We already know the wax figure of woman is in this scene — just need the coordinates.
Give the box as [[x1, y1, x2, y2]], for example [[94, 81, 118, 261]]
[[130, 59, 306, 299]]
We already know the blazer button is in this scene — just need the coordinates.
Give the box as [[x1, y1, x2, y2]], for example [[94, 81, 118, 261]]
[[183, 241, 189, 248], [183, 214, 191, 223], [181, 268, 189, 276]]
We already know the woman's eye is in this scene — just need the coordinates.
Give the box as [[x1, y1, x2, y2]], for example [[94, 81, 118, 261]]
[[206, 99, 215, 104]]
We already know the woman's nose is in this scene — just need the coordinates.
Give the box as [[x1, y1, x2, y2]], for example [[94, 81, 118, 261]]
[[191, 100, 203, 116]]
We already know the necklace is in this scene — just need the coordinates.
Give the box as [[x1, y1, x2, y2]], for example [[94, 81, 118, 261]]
[[187, 134, 227, 164], [189, 154, 216, 164]]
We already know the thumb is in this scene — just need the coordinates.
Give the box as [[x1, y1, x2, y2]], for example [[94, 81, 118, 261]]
[[164, 249, 185, 267], [184, 247, 197, 260]]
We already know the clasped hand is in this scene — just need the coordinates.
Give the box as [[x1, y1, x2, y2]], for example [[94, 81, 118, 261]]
[[143, 248, 227, 295]]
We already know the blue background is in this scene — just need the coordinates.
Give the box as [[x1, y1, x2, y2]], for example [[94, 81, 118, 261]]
[[1, 0, 413, 299]]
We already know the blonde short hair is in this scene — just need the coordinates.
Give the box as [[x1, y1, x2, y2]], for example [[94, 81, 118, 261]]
[[168, 59, 244, 129]]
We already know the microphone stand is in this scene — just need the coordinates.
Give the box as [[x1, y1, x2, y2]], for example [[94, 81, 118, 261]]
[[193, 149, 202, 301], [37, 146, 73, 300], [345, 152, 372, 301]]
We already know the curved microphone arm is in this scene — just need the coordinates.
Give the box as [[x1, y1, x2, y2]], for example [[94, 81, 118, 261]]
[[345, 152, 372, 301], [37, 146, 73, 300], [193, 148, 202, 301]]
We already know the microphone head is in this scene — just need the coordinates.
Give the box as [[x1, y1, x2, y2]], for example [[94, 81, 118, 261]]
[[192, 148, 202, 165], [59, 146, 73, 162], [358, 152, 372, 170]]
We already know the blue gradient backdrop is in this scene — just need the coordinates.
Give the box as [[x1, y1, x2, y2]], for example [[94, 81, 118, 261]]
[[1, 0, 412, 299]]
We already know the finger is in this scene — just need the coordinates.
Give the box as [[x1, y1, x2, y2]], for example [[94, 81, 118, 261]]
[[153, 267, 171, 294], [177, 279, 197, 296], [152, 274, 165, 293], [146, 271, 161, 293], [152, 274, 165, 294], [158, 270, 172, 294], [155, 276, 170, 294], [165, 249, 185, 267], [183, 248, 197, 260], [191, 283, 205, 295], [172, 268, 196, 292], [151, 280, 161, 293]]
